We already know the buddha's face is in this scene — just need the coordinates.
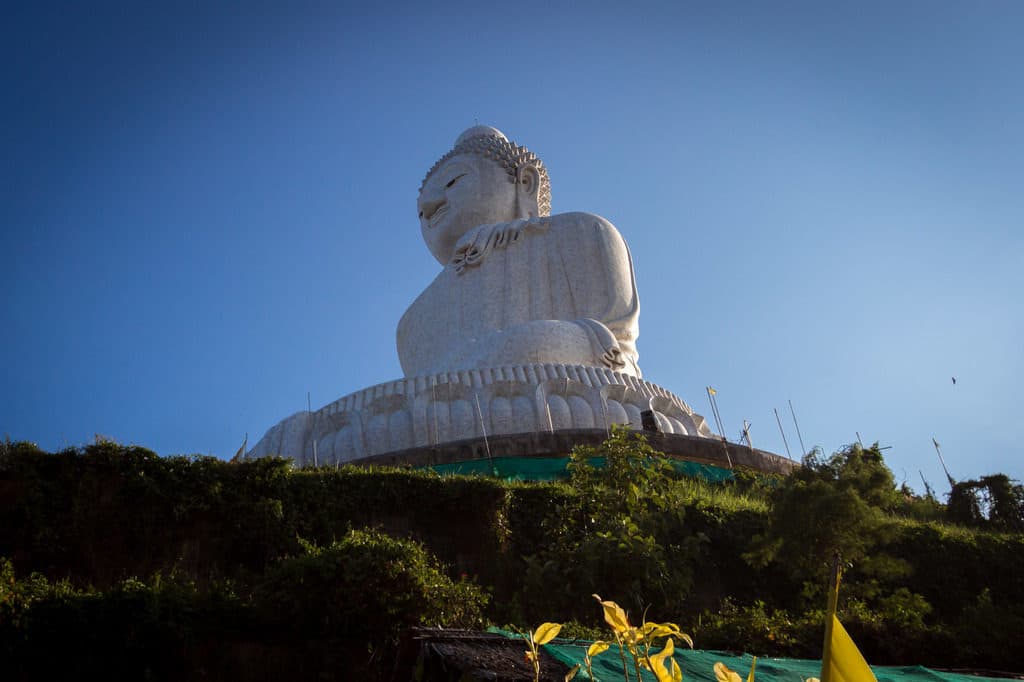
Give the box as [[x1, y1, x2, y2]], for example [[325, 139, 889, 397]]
[[418, 153, 519, 265]]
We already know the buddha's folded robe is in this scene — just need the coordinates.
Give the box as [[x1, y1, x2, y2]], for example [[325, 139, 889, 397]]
[[397, 211, 641, 378]]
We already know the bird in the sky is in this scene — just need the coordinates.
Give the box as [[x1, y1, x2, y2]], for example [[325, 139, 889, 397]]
[[952, 377, 957, 385]]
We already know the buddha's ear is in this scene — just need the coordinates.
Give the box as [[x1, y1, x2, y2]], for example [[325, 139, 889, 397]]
[[516, 164, 541, 217]]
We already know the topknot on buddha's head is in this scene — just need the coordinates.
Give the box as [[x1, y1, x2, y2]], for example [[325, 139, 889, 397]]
[[422, 125, 552, 217]]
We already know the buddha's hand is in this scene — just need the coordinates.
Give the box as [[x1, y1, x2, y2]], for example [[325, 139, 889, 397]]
[[451, 217, 550, 274], [575, 318, 627, 371], [602, 346, 627, 371], [452, 239, 484, 274]]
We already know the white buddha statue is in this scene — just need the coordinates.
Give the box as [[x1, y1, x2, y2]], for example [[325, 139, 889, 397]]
[[397, 125, 642, 378], [245, 125, 714, 465]]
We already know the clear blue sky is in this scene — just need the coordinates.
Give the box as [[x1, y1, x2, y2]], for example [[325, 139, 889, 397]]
[[3, 1, 1021, 495]]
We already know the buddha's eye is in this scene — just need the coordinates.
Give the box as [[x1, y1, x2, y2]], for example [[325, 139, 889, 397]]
[[446, 173, 466, 189]]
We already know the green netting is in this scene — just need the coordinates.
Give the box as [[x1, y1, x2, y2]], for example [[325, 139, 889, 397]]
[[423, 456, 735, 483], [425, 456, 569, 481], [490, 630, 1007, 682]]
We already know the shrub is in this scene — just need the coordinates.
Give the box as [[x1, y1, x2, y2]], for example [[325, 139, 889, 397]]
[[0, 559, 246, 681], [947, 474, 1024, 531], [520, 426, 698, 622], [254, 529, 487, 642]]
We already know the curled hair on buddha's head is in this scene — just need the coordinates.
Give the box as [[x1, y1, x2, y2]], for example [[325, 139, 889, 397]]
[[422, 126, 552, 217]]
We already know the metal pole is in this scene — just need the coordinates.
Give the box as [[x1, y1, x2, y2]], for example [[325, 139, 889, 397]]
[[918, 470, 934, 499], [821, 553, 842, 682], [932, 437, 956, 488], [474, 392, 493, 465], [774, 408, 792, 460], [742, 419, 753, 450], [539, 383, 554, 433], [601, 393, 610, 438], [705, 387, 718, 435], [307, 392, 318, 467], [431, 378, 439, 446], [715, 395, 727, 442], [706, 387, 726, 440], [788, 399, 807, 456]]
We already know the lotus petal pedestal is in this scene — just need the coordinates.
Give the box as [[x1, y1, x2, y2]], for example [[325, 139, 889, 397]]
[[246, 363, 713, 466]]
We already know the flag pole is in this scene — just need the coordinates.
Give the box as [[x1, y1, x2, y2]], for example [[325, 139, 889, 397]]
[[474, 392, 494, 474], [706, 386, 725, 439], [431, 378, 439, 446], [539, 383, 554, 433], [308, 392, 318, 468], [601, 392, 610, 438], [742, 419, 754, 450], [774, 408, 793, 460], [932, 437, 956, 489], [788, 399, 807, 457], [821, 552, 842, 682]]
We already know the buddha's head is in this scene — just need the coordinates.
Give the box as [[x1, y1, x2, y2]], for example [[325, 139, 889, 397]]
[[418, 125, 551, 265]]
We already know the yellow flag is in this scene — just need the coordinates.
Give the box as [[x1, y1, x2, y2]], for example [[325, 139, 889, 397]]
[[823, 615, 877, 682], [708, 386, 717, 396]]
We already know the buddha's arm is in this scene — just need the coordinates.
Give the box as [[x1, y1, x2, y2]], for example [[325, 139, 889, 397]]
[[446, 212, 641, 376], [442, 319, 614, 372], [564, 212, 640, 371]]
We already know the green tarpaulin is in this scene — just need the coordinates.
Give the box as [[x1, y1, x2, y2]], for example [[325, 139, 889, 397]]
[[423, 456, 735, 483], [490, 631, 1008, 682]]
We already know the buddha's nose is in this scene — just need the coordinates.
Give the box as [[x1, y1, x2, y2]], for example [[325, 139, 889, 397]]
[[418, 187, 445, 221]]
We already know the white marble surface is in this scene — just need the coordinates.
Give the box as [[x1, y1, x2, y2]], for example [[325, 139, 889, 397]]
[[398, 212, 640, 378], [246, 364, 714, 465], [403, 126, 641, 378], [246, 125, 713, 464]]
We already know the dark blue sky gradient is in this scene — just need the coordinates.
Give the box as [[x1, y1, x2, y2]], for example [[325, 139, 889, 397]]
[[3, 2, 1021, 493]]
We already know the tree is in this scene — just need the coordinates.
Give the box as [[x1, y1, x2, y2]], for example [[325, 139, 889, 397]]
[[799, 443, 901, 511], [520, 426, 697, 621], [947, 474, 1024, 531], [747, 443, 908, 608]]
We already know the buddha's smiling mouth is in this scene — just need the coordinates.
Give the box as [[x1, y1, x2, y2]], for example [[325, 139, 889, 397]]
[[428, 203, 449, 227]]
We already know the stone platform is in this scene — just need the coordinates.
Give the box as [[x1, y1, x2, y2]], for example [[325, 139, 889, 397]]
[[351, 428, 798, 476], [245, 363, 716, 466]]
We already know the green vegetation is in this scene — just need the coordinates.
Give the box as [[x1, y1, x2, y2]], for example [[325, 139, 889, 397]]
[[947, 474, 1024, 532], [1, 432, 1022, 680], [520, 428, 701, 622]]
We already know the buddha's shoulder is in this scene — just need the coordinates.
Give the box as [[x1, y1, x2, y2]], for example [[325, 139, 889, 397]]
[[546, 211, 626, 242], [548, 211, 616, 228]]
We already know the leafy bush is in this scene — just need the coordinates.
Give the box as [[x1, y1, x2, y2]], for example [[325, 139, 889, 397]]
[[693, 599, 819, 657], [255, 529, 487, 641], [947, 474, 1024, 531], [950, 588, 1024, 668], [0, 558, 246, 681], [0, 530, 487, 681], [746, 443, 917, 610], [4, 436, 1024, 675], [520, 426, 699, 622]]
